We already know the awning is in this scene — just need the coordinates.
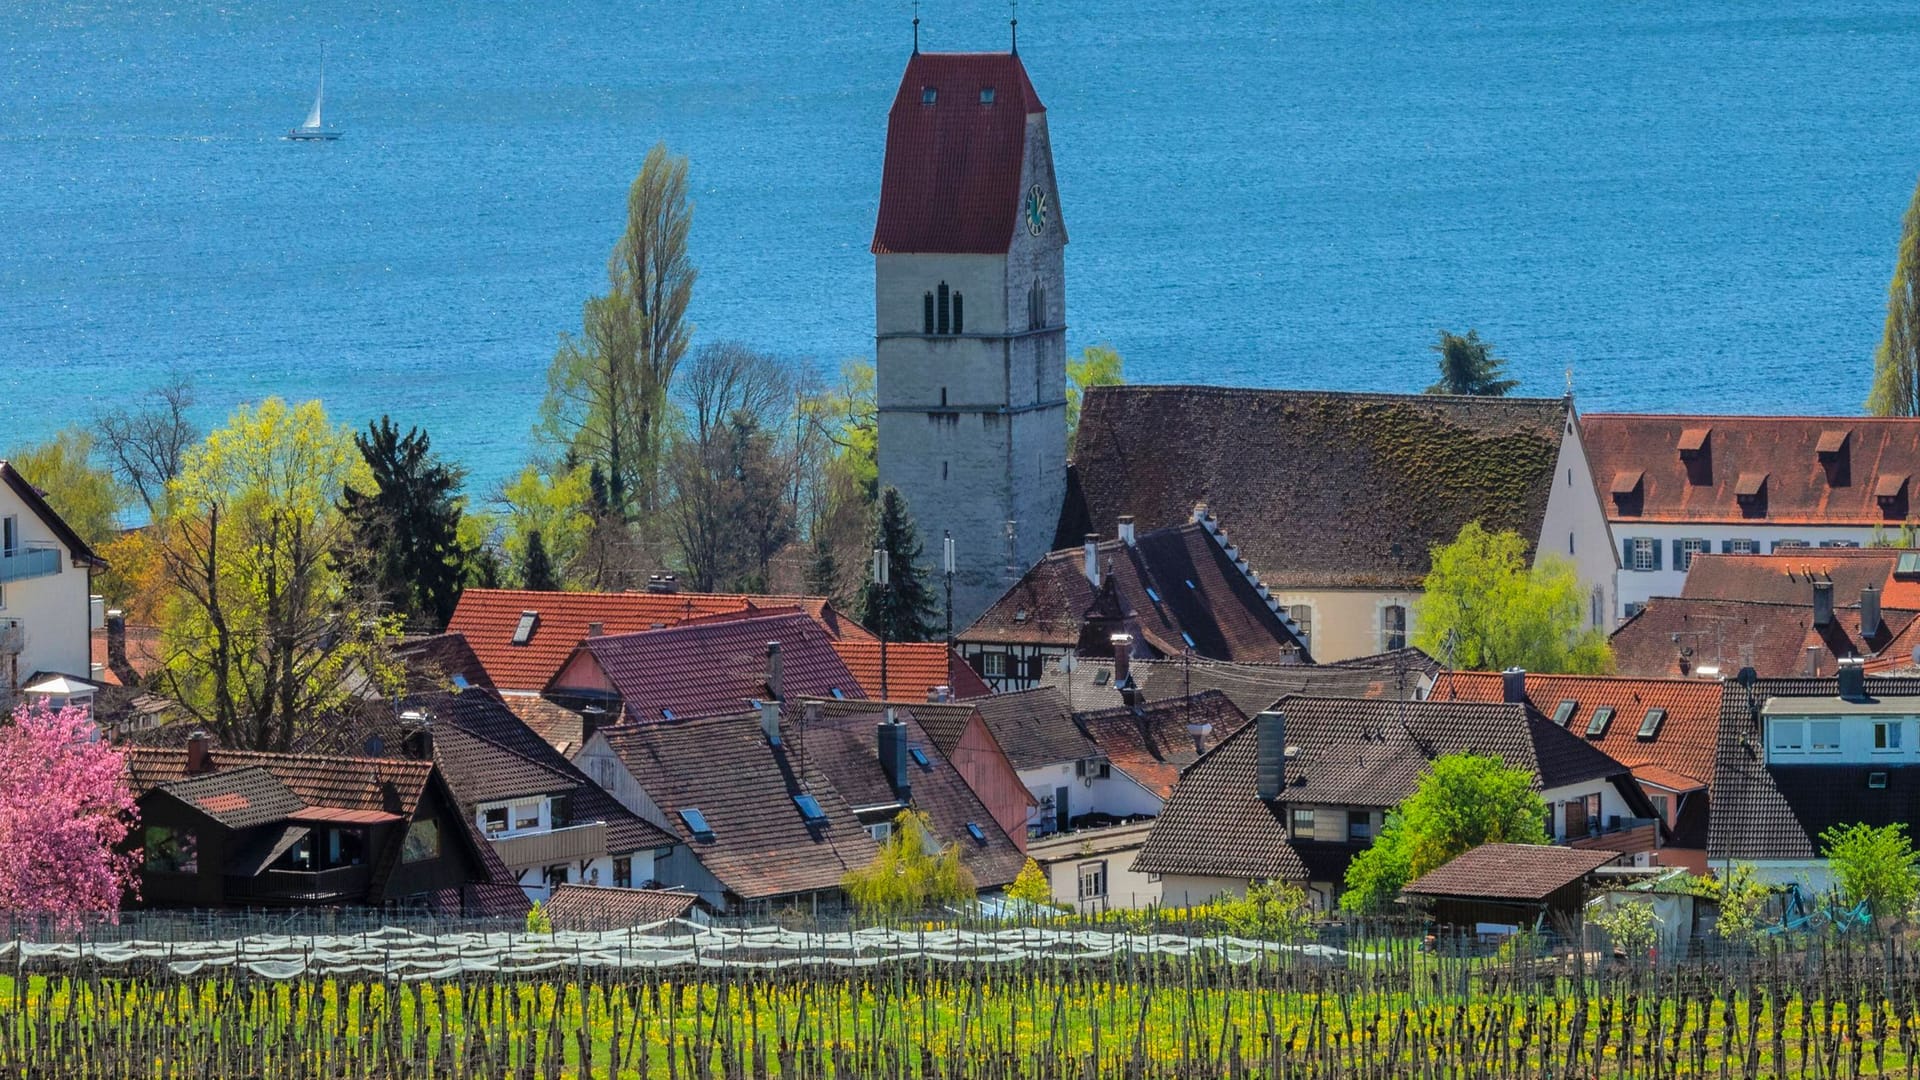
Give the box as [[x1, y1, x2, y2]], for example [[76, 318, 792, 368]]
[[288, 807, 404, 826]]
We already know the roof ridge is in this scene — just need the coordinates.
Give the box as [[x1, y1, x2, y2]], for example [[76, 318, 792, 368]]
[[1093, 385, 1569, 407]]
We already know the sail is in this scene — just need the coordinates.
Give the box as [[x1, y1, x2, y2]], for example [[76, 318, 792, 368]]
[[303, 67, 325, 130]]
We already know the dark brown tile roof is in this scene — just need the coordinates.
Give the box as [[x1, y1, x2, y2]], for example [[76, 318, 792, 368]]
[[124, 747, 434, 815], [1132, 696, 1640, 881], [1431, 671, 1725, 794], [1610, 597, 1920, 679], [1074, 691, 1248, 800], [155, 767, 304, 830], [871, 52, 1051, 255], [541, 884, 700, 930], [596, 712, 882, 902], [965, 520, 1309, 663], [393, 633, 496, 692], [797, 707, 1025, 889], [1041, 650, 1435, 717], [1682, 551, 1920, 609], [571, 612, 864, 722], [1583, 414, 1920, 526], [1060, 387, 1570, 589], [1710, 676, 1920, 860], [972, 687, 1099, 771], [1403, 843, 1619, 901], [500, 694, 590, 754]]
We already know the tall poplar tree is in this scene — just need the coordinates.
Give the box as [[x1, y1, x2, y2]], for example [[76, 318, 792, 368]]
[[1869, 176, 1920, 416]]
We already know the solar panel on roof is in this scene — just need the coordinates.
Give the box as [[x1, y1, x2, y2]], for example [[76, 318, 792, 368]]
[[1552, 700, 1577, 726], [793, 794, 826, 822], [965, 822, 986, 843], [1586, 707, 1614, 737], [679, 808, 712, 838]]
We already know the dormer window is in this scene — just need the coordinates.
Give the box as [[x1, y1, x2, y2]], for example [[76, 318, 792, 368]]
[[1817, 429, 1852, 486], [1609, 470, 1644, 515], [1677, 426, 1712, 485], [980, 87, 995, 104], [1736, 472, 1769, 518], [1879, 474, 1910, 520], [921, 87, 937, 105]]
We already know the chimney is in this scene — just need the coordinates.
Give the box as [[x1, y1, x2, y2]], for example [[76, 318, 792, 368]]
[[586, 622, 605, 638], [646, 574, 678, 594], [760, 699, 782, 746], [1118, 515, 1136, 546], [1501, 667, 1527, 705], [766, 642, 784, 701], [1185, 720, 1214, 756], [1838, 656, 1868, 702], [105, 610, 138, 686], [803, 701, 822, 724], [185, 730, 211, 775], [877, 716, 911, 801], [1862, 584, 1883, 639], [400, 710, 434, 761], [1255, 710, 1285, 801], [1084, 534, 1101, 586], [1813, 580, 1834, 628], [580, 703, 606, 744]]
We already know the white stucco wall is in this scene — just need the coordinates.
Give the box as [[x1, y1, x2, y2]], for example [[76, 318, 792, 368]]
[[1043, 849, 1161, 911], [1614, 524, 1883, 618], [1018, 762, 1161, 835], [1538, 415, 1620, 631], [0, 481, 93, 698]]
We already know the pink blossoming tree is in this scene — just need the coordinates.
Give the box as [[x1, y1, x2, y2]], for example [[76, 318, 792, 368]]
[[0, 701, 139, 919]]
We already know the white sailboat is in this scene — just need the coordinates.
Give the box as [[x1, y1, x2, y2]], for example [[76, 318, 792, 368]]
[[287, 53, 340, 141]]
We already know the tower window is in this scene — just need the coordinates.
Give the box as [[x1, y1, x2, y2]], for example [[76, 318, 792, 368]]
[[951, 292, 963, 334], [921, 87, 937, 105], [1028, 282, 1046, 330], [937, 282, 950, 335], [980, 87, 995, 104], [940, 386, 947, 407], [924, 291, 934, 334]]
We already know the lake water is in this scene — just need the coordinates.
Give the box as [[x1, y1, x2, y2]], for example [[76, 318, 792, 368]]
[[5, 1, 1920, 492]]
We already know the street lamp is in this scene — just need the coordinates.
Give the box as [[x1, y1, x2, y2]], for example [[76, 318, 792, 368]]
[[873, 547, 891, 700], [943, 530, 956, 648]]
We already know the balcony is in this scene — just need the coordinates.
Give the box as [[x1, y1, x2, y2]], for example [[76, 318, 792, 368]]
[[0, 545, 61, 584], [1563, 816, 1661, 856], [227, 864, 372, 904], [486, 821, 608, 868]]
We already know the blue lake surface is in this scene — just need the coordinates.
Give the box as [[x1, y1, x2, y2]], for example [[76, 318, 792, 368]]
[[5, 1, 1920, 492]]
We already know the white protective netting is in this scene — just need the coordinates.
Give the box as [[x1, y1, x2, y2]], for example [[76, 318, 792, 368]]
[[0, 923, 1353, 981]]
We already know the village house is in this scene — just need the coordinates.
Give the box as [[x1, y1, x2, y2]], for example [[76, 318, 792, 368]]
[[1428, 669, 1725, 872], [959, 516, 1309, 691], [1042, 647, 1437, 717], [1582, 415, 1920, 620], [122, 734, 524, 914], [1132, 697, 1656, 911], [1059, 387, 1617, 661], [0, 461, 107, 710], [1026, 820, 1161, 912], [1402, 843, 1624, 936], [1609, 596, 1920, 679], [1711, 665, 1920, 889]]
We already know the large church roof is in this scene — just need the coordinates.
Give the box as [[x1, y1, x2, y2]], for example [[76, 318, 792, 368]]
[[872, 52, 1045, 255]]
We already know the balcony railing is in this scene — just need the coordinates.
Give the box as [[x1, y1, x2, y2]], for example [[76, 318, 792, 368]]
[[0, 545, 60, 584], [1563, 816, 1661, 855], [227, 864, 371, 903], [486, 821, 608, 868]]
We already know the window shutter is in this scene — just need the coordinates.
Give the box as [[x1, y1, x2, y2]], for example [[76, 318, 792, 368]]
[[1721, 539, 1733, 554], [1671, 539, 1683, 567], [1652, 541, 1663, 571], [1623, 538, 1634, 567]]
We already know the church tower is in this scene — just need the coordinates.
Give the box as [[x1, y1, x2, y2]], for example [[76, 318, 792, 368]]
[[872, 45, 1068, 630]]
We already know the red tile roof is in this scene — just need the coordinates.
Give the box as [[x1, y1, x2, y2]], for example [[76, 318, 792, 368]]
[[447, 588, 871, 692], [1430, 671, 1724, 796], [1609, 597, 1920, 679], [566, 611, 864, 722], [1583, 414, 1920, 525], [1059, 388, 1571, 589], [871, 52, 1049, 255], [829, 640, 991, 701], [1075, 691, 1249, 800], [1682, 551, 1920, 609], [1403, 843, 1619, 901], [91, 624, 160, 686]]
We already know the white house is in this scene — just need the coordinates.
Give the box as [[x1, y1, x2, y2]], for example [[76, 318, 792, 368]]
[[0, 461, 106, 710], [1582, 415, 1920, 620]]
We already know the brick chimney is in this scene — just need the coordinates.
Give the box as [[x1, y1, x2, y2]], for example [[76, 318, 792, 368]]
[[580, 703, 607, 744], [766, 642, 784, 701], [1862, 584, 1883, 639], [1502, 668, 1528, 705], [1118, 515, 1136, 546], [1083, 534, 1101, 586], [400, 710, 434, 761], [185, 730, 211, 774], [1813, 580, 1834, 628]]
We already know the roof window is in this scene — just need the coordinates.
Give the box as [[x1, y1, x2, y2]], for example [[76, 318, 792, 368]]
[[1180, 631, 1197, 649], [1145, 587, 1161, 603], [980, 87, 995, 104], [909, 747, 932, 769], [1585, 706, 1614, 738], [1870, 771, 1890, 790], [793, 794, 826, 823], [660, 708, 675, 720], [511, 611, 538, 646], [1552, 700, 1578, 726], [450, 673, 470, 690], [921, 87, 937, 105], [1185, 580, 1197, 590], [679, 808, 713, 839], [965, 822, 986, 843], [1093, 668, 1110, 686], [830, 687, 845, 699], [1637, 708, 1666, 740]]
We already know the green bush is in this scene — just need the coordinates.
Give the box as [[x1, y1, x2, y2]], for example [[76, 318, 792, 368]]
[[526, 901, 553, 935]]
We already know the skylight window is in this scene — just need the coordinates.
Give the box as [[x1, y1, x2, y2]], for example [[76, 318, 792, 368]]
[[1093, 669, 1110, 686], [921, 87, 937, 105], [830, 687, 845, 699], [1145, 587, 1161, 603], [1552, 700, 1577, 727], [511, 611, 538, 646], [1185, 580, 1197, 590], [1180, 632, 1197, 649], [965, 822, 986, 843], [1637, 709, 1666, 740], [1585, 707, 1614, 738], [661, 708, 675, 721], [979, 87, 995, 104], [450, 673, 470, 690], [1870, 772, 1890, 790], [793, 794, 826, 823], [679, 808, 713, 839], [910, 747, 932, 769]]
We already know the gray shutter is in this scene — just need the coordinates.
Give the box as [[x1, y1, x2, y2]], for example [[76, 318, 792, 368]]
[[1672, 539, 1684, 568], [1623, 538, 1635, 568], [1722, 540, 1734, 554], [1652, 541, 1663, 571]]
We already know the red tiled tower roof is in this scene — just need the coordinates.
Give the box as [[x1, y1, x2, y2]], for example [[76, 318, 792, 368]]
[[872, 52, 1048, 255]]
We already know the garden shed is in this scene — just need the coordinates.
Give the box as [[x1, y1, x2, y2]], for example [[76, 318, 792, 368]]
[[1402, 843, 1621, 935]]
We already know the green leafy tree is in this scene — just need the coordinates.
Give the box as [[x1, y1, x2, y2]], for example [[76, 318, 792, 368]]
[[1593, 899, 1659, 958], [843, 810, 977, 918], [1007, 858, 1054, 907], [1870, 176, 1920, 416], [1218, 881, 1315, 940], [1415, 521, 1611, 673], [1821, 822, 1920, 923], [525, 901, 553, 934], [862, 487, 937, 642], [5, 426, 126, 550], [1695, 864, 1772, 947], [338, 417, 470, 629], [1341, 753, 1548, 913], [156, 399, 398, 752], [1066, 344, 1124, 450], [498, 463, 592, 584], [540, 142, 697, 518], [798, 359, 878, 600], [1426, 329, 1518, 396], [519, 530, 560, 592]]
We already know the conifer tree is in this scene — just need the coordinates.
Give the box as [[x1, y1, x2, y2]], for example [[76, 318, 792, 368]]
[[1426, 329, 1518, 396], [520, 530, 560, 592], [805, 535, 841, 602], [861, 487, 937, 642], [339, 417, 469, 629], [1870, 176, 1920, 416]]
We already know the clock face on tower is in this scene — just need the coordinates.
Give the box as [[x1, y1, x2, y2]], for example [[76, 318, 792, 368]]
[[1024, 184, 1048, 236]]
